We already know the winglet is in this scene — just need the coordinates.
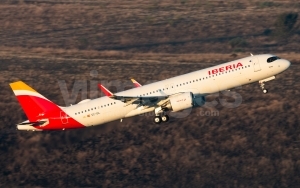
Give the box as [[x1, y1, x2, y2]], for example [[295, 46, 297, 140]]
[[130, 78, 142, 87], [98, 84, 114, 97]]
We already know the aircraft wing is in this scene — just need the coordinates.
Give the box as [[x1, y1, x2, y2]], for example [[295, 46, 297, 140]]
[[99, 83, 184, 110], [110, 91, 191, 109], [109, 95, 167, 103], [98, 83, 169, 106]]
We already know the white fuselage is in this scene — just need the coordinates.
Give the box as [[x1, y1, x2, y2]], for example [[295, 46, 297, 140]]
[[62, 54, 290, 127]]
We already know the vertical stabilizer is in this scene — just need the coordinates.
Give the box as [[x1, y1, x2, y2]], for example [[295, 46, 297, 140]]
[[9, 81, 59, 122]]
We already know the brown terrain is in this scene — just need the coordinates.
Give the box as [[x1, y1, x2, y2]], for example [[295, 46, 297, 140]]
[[0, 0, 300, 187]]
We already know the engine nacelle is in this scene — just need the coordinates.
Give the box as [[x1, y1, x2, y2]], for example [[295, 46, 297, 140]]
[[168, 92, 193, 112], [166, 93, 206, 112]]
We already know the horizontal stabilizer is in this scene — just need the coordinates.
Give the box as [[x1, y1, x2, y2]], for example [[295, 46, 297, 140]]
[[17, 119, 49, 127]]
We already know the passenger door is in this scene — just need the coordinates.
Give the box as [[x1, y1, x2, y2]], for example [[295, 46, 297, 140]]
[[252, 57, 261, 72]]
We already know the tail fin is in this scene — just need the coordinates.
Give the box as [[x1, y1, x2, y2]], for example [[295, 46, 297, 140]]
[[9, 81, 59, 122]]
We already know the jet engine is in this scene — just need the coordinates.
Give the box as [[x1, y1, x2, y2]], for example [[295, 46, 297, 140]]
[[166, 92, 206, 112], [167, 92, 193, 112]]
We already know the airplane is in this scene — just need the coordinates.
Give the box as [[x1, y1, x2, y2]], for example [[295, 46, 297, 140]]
[[9, 54, 290, 131]]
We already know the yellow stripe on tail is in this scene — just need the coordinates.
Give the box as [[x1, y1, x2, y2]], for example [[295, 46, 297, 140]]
[[9, 81, 38, 93]]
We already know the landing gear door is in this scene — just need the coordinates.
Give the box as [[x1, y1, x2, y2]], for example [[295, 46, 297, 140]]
[[253, 57, 261, 72]]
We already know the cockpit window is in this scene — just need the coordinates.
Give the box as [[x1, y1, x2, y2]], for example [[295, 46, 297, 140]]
[[267, 56, 280, 63]]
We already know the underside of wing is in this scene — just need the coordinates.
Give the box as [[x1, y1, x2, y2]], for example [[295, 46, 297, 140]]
[[110, 95, 168, 105]]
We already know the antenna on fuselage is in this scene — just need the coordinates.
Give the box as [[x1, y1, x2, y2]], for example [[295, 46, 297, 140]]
[[250, 53, 254, 56]]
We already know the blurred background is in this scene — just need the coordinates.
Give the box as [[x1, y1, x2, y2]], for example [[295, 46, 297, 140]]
[[0, 0, 300, 187]]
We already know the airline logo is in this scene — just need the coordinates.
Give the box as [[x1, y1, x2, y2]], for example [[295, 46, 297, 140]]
[[208, 62, 243, 75], [177, 99, 186, 102]]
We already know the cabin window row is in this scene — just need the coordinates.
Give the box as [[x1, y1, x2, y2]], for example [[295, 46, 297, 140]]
[[75, 102, 117, 115], [137, 64, 251, 97]]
